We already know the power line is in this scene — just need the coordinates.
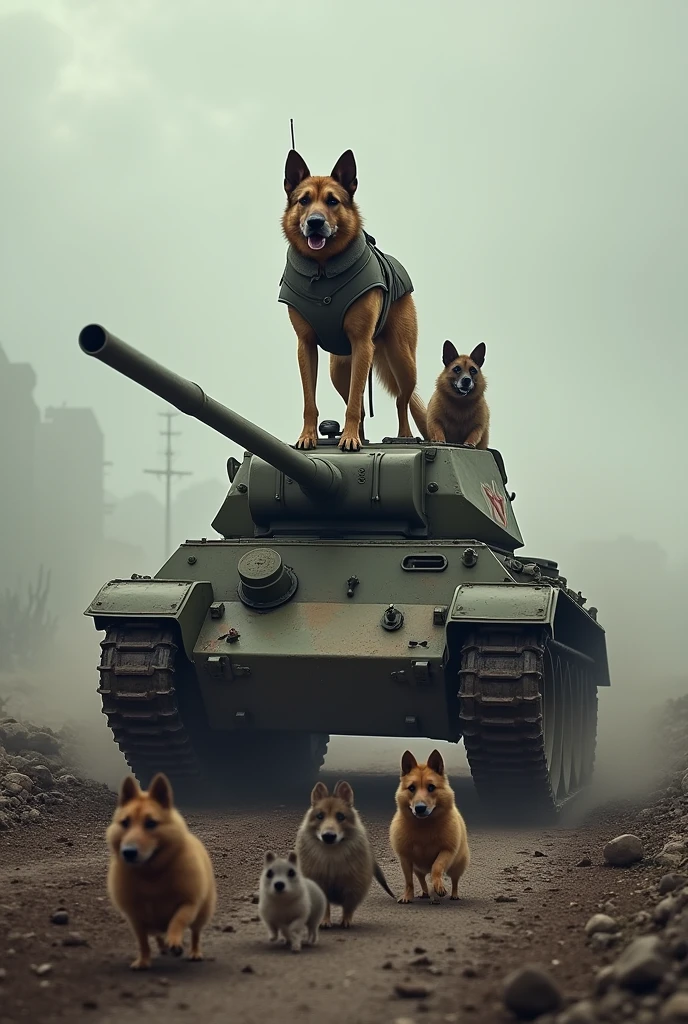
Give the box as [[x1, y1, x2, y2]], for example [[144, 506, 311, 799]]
[[144, 412, 192, 559]]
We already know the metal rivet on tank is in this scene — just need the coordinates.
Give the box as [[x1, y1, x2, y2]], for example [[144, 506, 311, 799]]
[[427, 481, 439, 493], [237, 483, 248, 493], [187, 556, 197, 565], [381, 603, 404, 631], [462, 547, 478, 568], [322, 296, 332, 305]]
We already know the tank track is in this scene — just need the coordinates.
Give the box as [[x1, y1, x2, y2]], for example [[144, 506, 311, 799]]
[[458, 626, 597, 819], [97, 623, 329, 792], [97, 625, 204, 787]]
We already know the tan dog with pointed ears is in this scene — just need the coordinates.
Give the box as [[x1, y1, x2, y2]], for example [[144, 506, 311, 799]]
[[390, 749, 470, 905], [279, 148, 427, 452], [427, 340, 489, 448], [106, 773, 216, 970]]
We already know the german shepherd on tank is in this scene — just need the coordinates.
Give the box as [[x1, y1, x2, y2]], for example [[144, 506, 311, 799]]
[[279, 149, 427, 451]]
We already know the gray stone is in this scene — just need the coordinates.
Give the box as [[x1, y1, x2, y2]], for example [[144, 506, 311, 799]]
[[556, 1000, 597, 1024], [30, 766, 54, 790], [603, 834, 644, 867], [660, 875, 687, 895], [57, 775, 80, 787], [585, 913, 618, 936], [590, 932, 620, 953], [613, 936, 668, 992], [503, 965, 563, 1019], [661, 992, 688, 1020], [51, 911, 69, 926], [655, 897, 679, 924], [3, 772, 32, 792], [0, 723, 31, 751]]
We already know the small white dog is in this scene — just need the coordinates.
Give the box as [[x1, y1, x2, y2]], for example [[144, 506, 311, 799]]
[[258, 851, 326, 952]]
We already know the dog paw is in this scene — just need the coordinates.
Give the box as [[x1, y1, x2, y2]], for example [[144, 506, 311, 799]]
[[433, 882, 447, 899], [168, 944, 183, 958], [187, 952, 204, 962], [450, 895, 460, 901], [319, 919, 332, 929], [130, 958, 151, 971], [463, 442, 476, 448], [290, 944, 302, 954], [296, 431, 317, 450], [397, 896, 413, 905], [417, 892, 430, 900], [341, 920, 352, 929], [338, 431, 361, 451]]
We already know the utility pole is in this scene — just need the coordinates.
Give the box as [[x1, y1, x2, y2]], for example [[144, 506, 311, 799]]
[[144, 412, 192, 558]]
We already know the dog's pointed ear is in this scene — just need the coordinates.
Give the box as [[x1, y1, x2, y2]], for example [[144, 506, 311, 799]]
[[287, 850, 298, 865], [284, 150, 311, 194], [333, 780, 354, 806], [401, 750, 417, 776], [118, 775, 140, 806], [311, 781, 329, 805], [330, 149, 357, 195], [442, 340, 459, 367], [148, 772, 173, 809], [469, 342, 486, 368], [264, 850, 275, 864], [427, 749, 445, 776]]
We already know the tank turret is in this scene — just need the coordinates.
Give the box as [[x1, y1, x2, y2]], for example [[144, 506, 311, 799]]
[[79, 324, 523, 549]]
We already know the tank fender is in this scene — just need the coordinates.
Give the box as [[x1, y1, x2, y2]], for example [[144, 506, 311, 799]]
[[83, 578, 214, 662], [446, 582, 611, 688]]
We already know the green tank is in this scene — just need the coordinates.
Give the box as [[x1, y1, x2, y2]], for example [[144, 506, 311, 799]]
[[79, 324, 610, 821]]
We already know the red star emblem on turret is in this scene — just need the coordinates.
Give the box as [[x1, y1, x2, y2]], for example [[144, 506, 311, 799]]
[[481, 480, 508, 528]]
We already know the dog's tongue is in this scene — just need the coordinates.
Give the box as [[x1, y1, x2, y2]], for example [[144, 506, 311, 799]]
[[308, 235, 326, 250]]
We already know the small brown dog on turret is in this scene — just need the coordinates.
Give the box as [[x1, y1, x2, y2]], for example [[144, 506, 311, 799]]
[[427, 341, 489, 448], [295, 779, 395, 928], [390, 749, 470, 905]]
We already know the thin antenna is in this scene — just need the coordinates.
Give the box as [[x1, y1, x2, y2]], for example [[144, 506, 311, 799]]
[[290, 118, 295, 150]]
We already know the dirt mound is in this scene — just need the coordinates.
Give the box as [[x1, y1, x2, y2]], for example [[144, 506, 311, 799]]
[[507, 694, 688, 1023], [0, 716, 115, 830]]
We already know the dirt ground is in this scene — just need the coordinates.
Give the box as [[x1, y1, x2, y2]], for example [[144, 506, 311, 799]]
[[0, 748, 665, 1024]]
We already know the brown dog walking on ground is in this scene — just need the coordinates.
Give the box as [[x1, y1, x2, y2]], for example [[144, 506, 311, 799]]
[[390, 749, 470, 904], [106, 773, 216, 970], [427, 341, 489, 448], [279, 149, 427, 451]]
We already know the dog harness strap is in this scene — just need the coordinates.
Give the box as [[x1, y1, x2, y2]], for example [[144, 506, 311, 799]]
[[278, 232, 413, 357]]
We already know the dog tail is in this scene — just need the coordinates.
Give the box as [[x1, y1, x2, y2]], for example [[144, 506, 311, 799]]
[[373, 860, 396, 899], [373, 348, 428, 439], [409, 391, 428, 438]]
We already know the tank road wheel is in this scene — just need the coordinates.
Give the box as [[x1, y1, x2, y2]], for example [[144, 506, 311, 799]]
[[96, 624, 329, 802], [458, 628, 598, 822]]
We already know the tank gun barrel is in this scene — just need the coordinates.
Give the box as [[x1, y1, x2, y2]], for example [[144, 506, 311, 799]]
[[78, 325, 339, 497]]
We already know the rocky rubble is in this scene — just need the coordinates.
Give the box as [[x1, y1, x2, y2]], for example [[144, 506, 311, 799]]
[[0, 716, 112, 829], [503, 693, 688, 1023]]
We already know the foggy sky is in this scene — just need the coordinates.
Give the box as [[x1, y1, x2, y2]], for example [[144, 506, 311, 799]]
[[1, 0, 687, 565]]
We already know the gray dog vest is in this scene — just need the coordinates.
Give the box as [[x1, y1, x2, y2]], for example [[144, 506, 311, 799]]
[[278, 231, 413, 357]]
